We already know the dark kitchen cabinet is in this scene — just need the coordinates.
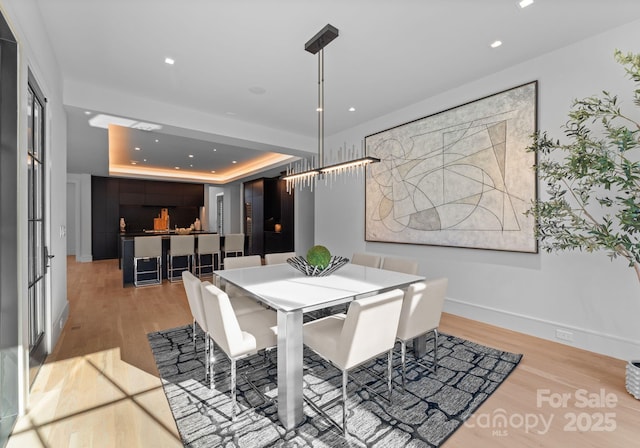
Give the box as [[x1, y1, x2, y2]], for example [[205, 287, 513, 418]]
[[277, 178, 294, 252], [243, 177, 293, 257], [244, 179, 264, 256], [91, 176, 205, 259], [144, 180, 182, 206], [91, 176, 120, 260], [181, 183, 205, 206], [119, 178, 145, 205]]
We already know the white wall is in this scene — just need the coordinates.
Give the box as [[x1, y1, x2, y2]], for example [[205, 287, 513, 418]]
[[316, 20, 640, 360], [0, 0, 68, 410], [204, 185, 226, 232], [225, 183, 242, 234], [67, 173, 92, 262], [294, 184, 314, 257], [66, 183, 76, 255]]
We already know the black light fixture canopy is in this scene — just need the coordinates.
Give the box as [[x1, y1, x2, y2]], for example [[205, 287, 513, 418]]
[[304, 24, 339, 54]]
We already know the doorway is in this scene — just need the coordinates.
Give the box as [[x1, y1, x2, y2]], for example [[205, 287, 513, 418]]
[[27, 72, 48, 386], [216, 194, 224, 234], [66, 182, 76, 256]]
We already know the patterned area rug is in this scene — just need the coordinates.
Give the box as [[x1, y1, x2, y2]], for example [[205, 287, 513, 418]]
[[147, 325, 522, 447]]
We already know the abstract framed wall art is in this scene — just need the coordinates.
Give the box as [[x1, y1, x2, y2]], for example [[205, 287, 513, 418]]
[[365, 81, 538, 253]]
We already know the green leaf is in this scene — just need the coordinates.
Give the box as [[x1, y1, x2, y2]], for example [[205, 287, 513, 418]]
[[527, 50, 640, 273]]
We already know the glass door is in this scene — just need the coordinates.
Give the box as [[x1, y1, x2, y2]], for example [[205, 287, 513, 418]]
[[0, 11, 19, 443], [216, 194, 224, 234], [27, 74, 47, 386]]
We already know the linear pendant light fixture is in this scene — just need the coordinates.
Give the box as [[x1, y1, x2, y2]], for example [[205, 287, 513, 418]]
[[283, 24, 379, 192]]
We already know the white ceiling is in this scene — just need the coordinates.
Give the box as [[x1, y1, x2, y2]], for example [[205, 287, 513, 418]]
[[36, 0, 640, 183]]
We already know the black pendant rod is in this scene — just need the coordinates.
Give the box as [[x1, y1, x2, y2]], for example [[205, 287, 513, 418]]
[[305, 24, 339, 169]]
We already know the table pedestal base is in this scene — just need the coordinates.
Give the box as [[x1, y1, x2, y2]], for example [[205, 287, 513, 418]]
[[277, 310, 304, 430], [413, 334, 428, 358]]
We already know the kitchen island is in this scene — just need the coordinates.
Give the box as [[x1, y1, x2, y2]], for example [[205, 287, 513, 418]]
[[120, 231, 240, 287]]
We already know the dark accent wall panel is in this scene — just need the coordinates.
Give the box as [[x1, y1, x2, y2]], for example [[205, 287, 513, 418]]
[[91, 176, 120, 260]]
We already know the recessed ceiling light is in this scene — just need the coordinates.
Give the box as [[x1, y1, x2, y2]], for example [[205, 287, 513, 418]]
[[165, 57, 175, 65], [519, 0, 534, 8], [348, 107, 356, 112], [143, 159, 147, 162], [232, 160, 237, 164], [188, 154, 194, 158], [134, 147, 141, 151], [190, 164, 193, 167], [175, 166, 180, 170], [131, 161, 137, 165], [84, 111, 91, 115], [88, 113, 161, 131], [155, 139, 159, 143], [213, 148, 217, 152], [248, 86, 266, 95], [490, 40, 503, 48], [131, 123, 159, 131], [211, 170, 216, 173]]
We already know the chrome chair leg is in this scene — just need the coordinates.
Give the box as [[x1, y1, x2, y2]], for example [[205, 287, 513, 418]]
[[342, 370, 348, 437], [208, 337, 216, 387], [305, 362, 396, 437], [387, 350, 393, 401], [433, 329, 439, 373], [397, 329, 440, 388], [401, 341, 407, 390], [205, 332, 210, 381], [231, 359, 237, 420], [206, 348, 275, 421]]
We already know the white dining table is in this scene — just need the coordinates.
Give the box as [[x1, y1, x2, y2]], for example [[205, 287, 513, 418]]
[[214, 262, 425, 430]]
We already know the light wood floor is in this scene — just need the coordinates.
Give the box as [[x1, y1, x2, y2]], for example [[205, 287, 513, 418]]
[[8, 257, 640, 447]]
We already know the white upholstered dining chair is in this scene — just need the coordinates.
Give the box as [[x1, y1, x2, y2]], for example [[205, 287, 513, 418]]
[[381, 256, 419, 275], [222, 233, 245, 267], [351, 252, 382, 269], [182, 271, 211, 378], [200, 282, 277, 419], [182, 272, 264, 382], [182, 271, 207, 346], [264, 252, 296, 265], [222, 255, 264, 305], [302, 289, 404, 436], [396, 278, 448, 389], [223, 254, 261, 270], [201, 279, 263, 316]]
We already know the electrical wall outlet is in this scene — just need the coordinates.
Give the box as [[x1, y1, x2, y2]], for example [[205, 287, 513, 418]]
[[555, 329, 574, 342]]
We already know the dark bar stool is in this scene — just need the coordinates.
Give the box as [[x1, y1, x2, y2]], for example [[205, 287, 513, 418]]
[[195, 234, 220, 278], [167, 235, 195, 282], [133, 236, 162, 287]]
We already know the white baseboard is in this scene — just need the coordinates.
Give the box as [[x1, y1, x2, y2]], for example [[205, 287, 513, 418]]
[[49, 301, 69, 352], [444, 297, 640, 361], [77, 254, 93, 262]]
